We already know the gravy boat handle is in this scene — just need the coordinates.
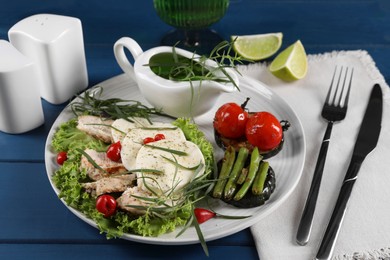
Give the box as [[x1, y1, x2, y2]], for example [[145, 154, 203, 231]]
[[114, 37, 143, 79]]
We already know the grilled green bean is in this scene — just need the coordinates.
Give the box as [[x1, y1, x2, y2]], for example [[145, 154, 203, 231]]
[[252, 161, 269, 195], [212, 146, 236, 198], [236, 167, 248, 185], [233, 147, 262, 201], [223, 147, 249, 200]]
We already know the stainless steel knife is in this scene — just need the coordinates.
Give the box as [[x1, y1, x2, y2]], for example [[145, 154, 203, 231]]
[[315, 83, 383, 260]]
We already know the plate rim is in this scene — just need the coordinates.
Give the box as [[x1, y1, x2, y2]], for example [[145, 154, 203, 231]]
[[44, 73, 306, 245]]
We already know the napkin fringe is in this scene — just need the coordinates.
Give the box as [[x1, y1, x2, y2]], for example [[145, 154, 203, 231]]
[[309, 50, 387, 86], [334, 247, 390, 260]]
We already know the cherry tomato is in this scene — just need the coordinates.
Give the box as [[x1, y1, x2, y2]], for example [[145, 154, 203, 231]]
[[56, 151, 68, 165], [245, 112, 283, 151], [96, 194, 117, 218], [143, 137, 155, 144], [213, 103, 248, 138], [194, 208, 216, 224], [106, 141, 122, 162], [154, 133, 166, 141]]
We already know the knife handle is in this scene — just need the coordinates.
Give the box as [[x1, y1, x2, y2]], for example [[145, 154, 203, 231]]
[[296, 121, 333, 246], [315, 157, 362, 260]]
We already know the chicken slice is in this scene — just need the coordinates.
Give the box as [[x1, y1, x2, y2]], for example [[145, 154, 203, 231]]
[[80, 149, 127, 181], [116, 186, 154, 216], [82, 174, 136, 197], [116, 186, 179, 216], [77, 115, 114, 143]]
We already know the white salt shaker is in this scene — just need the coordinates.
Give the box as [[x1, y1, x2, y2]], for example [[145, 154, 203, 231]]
[[0, 40, 44, 134], [8, 14, 88, 104]]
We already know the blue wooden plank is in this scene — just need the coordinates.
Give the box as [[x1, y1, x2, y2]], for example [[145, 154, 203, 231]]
[[0, 244, 258, 260], [1, 1, 389, 85], [0, 162, 254, 246], [1, 1, 390, 48], [0, 101, 65, 162]]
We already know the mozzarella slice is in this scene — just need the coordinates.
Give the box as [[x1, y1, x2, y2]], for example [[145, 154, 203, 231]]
[[120, 123, 186, 171], [111, 117, 152, 143], [135, 139, 205, 196]]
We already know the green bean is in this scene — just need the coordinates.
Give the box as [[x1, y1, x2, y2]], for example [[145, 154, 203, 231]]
[[252, 161, 269, 195], [236, 168, 248, 185], [212, 146, 236, 198], [223, 147, 249, 200], [233, 147, 262, 201]]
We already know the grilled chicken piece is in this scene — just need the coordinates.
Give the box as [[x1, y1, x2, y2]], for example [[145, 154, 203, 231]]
[[116, 186, 155, 216], [80, 149, 127, 180], [77, 115, 114, 143], [82, 174, 136, 197]]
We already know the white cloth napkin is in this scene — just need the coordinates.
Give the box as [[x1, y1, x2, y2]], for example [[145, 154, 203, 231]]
[[238, 50, 390, 260]]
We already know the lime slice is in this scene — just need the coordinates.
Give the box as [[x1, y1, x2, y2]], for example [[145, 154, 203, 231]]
[[269, 40, 308, 81], [231, 33, 283, 61]]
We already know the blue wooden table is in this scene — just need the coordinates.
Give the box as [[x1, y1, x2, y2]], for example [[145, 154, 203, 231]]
[[0, 1, 389, 259]]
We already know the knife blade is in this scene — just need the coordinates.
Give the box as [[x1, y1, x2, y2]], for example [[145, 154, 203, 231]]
[[315, 83, 383, 260]]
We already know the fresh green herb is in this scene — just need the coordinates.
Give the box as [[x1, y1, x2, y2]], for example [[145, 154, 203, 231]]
[[132, 169, 164, 174], [143, 143, 188, 156], [139, 126, 178, 131], [125, 164, 207, 217], [70, 87, 165, 120], [76, 148, 107, 173], [84, 123, 126, 135], [146, 40, 249, 91], [161, 155, 202, 171], [192, 212, 209, 256]]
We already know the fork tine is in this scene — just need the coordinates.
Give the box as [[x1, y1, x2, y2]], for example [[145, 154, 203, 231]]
[[327, 66, 354, 108], [335, 67, 354, 107], [343, 68, 354, 108], [332, 66, 344, 106], [325, 66, 339, 105], [336, 67, 349, 106]]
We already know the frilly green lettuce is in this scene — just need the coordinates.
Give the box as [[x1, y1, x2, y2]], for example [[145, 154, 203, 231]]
[[52, 118, 108, 153], [51, 117, 214, 239]]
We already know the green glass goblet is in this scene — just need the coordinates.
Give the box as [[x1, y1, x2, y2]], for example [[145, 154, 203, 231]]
[[153, 0, 230, 53]]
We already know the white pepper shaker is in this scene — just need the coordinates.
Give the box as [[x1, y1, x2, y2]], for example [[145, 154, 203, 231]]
[[0, 40, 44, 134], [8, 14, 88, 104]]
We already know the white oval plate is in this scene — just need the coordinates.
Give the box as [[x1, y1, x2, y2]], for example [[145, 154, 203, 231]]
[[45, 74, 306, 245]]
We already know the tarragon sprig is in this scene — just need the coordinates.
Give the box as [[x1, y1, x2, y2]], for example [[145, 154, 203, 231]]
[[70, 86, 165, 120]]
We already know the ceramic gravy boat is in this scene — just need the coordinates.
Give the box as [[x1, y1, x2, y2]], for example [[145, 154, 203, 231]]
[[113, 37, 239, 118]]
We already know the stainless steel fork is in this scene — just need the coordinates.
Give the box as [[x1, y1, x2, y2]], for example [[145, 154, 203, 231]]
[[296, 66, 354, 246]]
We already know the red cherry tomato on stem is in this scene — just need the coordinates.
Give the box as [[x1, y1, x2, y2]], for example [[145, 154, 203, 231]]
[[106, 141, 122, 162], [245, 112, 283, 151], [213, 103, 248, 138], [96, 194, 117, 218], [194, 208, 216, 224], [143, 137, 155, 144], [154, 133, 166, 141], [56, 151, 68, 165]]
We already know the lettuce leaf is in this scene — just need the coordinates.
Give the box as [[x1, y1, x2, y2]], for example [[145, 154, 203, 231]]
[[52, 118, 108, 153], [51, 116, 214, 239], [114, 202, 192, 237]]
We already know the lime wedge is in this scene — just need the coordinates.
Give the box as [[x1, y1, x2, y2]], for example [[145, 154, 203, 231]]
[[269, 40, 308, 81], [231, 33, 283, 61]]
